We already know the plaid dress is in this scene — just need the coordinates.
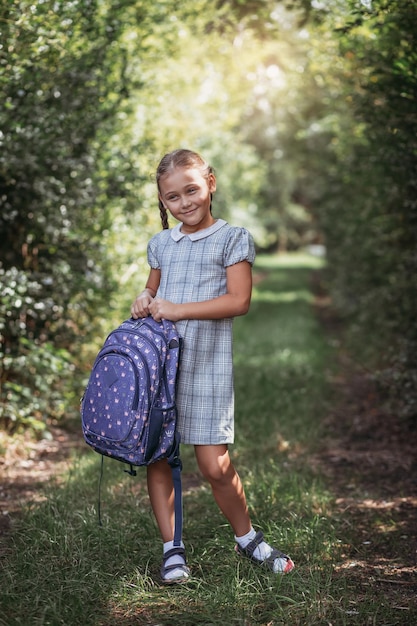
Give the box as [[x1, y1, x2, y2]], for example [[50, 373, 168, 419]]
[[147, 219, 256, 445]]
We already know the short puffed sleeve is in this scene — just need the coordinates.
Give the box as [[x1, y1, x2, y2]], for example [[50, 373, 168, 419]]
[[147, 233, 162, 269], [223, 227, 256, 267]]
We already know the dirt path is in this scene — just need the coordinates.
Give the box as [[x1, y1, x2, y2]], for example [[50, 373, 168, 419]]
[[310, 284, 417, 615], [0, 425, 84, 535], [309, 351, 417, 615]]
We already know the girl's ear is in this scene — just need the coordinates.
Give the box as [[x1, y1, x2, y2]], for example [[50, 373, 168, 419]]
[[208, 173, 217, 193]]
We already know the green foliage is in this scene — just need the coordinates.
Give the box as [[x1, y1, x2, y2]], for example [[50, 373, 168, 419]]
[[0, 0, 129, 429], [0, 338, 76, 433], [240, 0, 417, 421], [309, 0, 417, 420], [0, 0, 131, 334]]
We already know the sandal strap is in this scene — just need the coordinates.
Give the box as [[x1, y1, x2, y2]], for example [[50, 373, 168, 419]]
[[160, 546, 190, 582], [242, 530, 265, 558], [162, 546, 186, 564], [237, 531, 290, 565], [264, 547, 289, 564], [162, 562, 189, 575]]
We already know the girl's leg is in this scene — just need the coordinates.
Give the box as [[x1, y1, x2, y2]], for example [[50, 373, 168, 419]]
[[194, 444, 251, 537], [147, 447, 249, 538], [147, 458, 175, 542], [194, 444, 294, 574], [147, 459, 189, 583]]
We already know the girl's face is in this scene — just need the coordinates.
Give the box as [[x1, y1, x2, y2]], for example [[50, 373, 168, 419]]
[[158, 166, 217, 234]]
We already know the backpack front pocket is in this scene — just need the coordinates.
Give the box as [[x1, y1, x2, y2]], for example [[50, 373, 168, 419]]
[[82, 352, 149, 447]]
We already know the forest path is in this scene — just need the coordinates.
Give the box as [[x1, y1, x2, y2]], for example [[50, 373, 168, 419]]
[[1, 290, 416, 613]]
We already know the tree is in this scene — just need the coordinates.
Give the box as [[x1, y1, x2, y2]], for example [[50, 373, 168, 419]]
[[0, 0, 159, 430], [291, 0, 417, 420]]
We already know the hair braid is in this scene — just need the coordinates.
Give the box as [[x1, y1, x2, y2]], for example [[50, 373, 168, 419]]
[[159, 199, 169, 230]]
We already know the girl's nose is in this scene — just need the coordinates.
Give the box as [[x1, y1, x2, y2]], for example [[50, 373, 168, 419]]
[[181, 196, 191, 208]]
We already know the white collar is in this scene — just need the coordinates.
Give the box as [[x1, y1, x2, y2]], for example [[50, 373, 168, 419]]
[[170, 219, 227, 241]]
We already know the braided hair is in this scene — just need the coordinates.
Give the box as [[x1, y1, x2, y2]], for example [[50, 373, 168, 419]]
[[156, 149, 215, 230]]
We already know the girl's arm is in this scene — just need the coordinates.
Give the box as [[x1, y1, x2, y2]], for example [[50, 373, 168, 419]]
[[148, 261, 252, 322], [131, 268, 161, 318]]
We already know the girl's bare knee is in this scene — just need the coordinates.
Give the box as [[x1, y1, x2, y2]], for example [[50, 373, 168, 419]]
[[195, 445, 234, 485], [201, 463, 228, 484]]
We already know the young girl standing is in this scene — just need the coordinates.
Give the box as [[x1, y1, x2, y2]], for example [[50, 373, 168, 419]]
[[131, 149, 294, 584]]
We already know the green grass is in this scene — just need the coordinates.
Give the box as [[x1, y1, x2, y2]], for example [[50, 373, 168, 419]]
[[1, 252, 406, 625]]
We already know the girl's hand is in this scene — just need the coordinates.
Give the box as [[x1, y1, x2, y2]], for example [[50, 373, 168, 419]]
[[131, 289, 154, 319], [148, 298, 178, 322]]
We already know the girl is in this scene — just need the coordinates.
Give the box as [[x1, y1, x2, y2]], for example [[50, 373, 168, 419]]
[[131, 149, 294, 584]]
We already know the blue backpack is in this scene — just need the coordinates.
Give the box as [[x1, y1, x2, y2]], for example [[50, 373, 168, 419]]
[[81, 317, 183, 542]]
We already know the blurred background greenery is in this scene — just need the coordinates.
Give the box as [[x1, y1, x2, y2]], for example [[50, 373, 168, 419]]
[[1, 0, 416, 433]]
